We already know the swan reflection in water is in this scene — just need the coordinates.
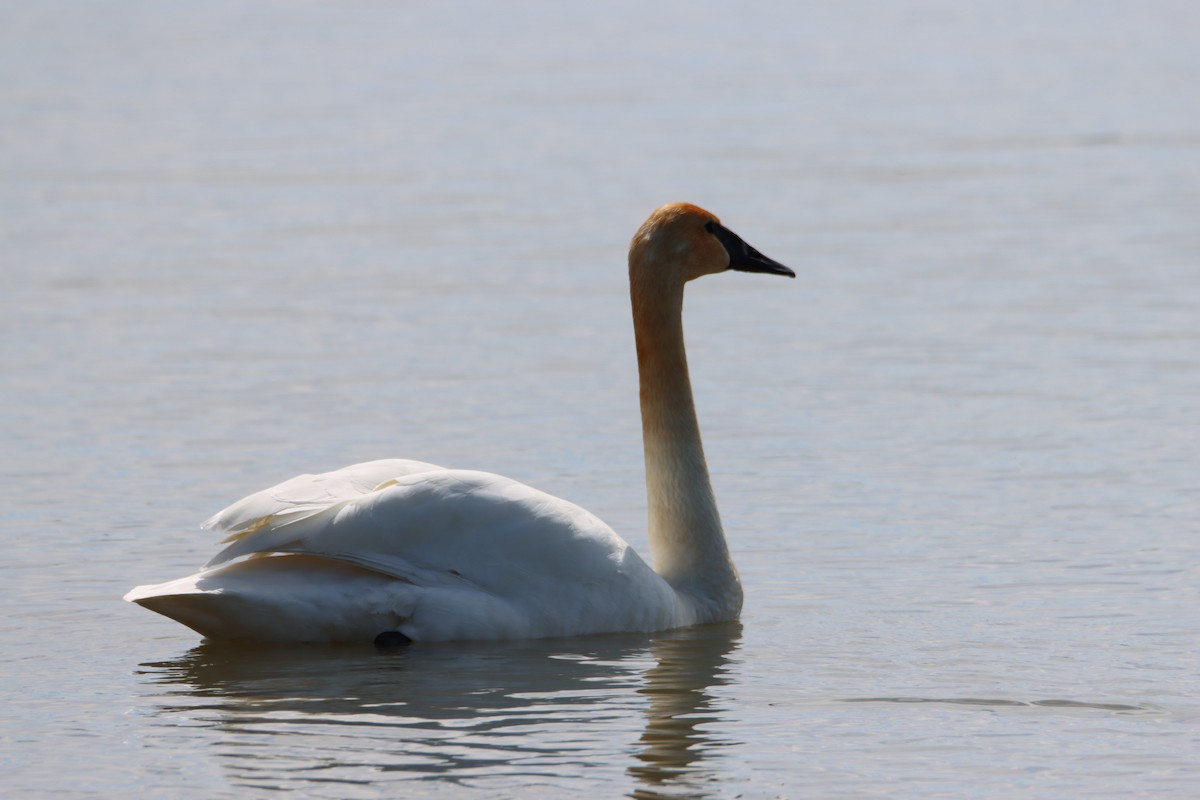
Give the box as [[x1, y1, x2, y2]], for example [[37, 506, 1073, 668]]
[[136, 623, 742, 796]]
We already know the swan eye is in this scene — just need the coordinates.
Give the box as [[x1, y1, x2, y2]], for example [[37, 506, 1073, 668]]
[[704, 221, 717, 234]]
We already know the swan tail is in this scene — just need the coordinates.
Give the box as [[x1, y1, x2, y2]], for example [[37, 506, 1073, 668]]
[[124, 554, 412, 643]]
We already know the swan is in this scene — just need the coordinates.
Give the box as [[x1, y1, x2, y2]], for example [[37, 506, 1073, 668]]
[[125, 202, 794, 643]]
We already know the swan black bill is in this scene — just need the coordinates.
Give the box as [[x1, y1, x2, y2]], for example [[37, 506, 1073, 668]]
[[711, 222, 796, 278]]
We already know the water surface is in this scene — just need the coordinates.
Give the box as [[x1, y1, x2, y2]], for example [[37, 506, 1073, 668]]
[[2, 1, 1197, 797]]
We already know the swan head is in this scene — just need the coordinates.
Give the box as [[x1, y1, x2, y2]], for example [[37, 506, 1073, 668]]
[[629, 202, 795, 285]]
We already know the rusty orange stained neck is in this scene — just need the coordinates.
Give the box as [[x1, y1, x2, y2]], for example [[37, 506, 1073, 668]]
[[628, 205, 742, 619]]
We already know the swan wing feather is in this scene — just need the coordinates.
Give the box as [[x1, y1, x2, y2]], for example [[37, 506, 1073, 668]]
[[207, 468, 646, 588], [201, 458, 442, 544], [177, 467, 683, 640]]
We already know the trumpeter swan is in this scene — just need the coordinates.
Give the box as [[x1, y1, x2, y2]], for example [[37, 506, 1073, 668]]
[[125, 203, 794, 643]]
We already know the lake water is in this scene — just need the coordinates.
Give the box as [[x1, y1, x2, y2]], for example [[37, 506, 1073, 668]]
[[2, 1, 1198, 796]]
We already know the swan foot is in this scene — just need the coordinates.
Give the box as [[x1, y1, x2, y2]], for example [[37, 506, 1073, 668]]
[[374, 630, 412, 648]]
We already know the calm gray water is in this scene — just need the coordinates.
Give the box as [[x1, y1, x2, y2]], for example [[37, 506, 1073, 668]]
[[2, 1, 1198, 796]]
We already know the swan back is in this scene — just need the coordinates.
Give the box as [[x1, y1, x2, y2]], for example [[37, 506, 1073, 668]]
[[203, 459, 440, 545]]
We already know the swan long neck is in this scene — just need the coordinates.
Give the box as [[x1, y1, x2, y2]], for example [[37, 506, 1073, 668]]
[[630, 271, 742, 620]]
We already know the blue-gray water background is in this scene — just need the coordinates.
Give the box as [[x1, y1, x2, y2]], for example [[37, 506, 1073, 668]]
[[2, 1, 1197, 797]]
